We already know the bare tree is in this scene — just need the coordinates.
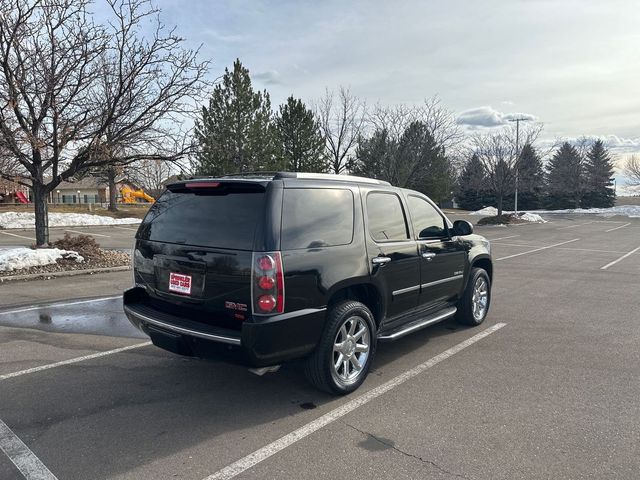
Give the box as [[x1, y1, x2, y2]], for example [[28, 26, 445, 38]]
[[127, 159, 175, 198], [316, 86, 366, 174], [470, 123, 543, 216], [623, 154, 640, 186], [0, 0, 208, 245]]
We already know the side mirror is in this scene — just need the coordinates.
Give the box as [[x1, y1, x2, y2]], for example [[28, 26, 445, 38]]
[[452, 220, 473, 236]]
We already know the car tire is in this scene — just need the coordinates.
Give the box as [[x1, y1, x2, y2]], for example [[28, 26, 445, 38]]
[[456, 267, 491, 326], [304, 300, 377, 395]]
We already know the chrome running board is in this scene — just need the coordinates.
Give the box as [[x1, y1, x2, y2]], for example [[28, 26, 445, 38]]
[[377, 307, 457, 342]]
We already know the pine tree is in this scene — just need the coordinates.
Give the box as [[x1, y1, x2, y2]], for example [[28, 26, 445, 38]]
[[546, 142, 583, 209], [194, 59, 277, 175], [582, 140, 615, 208], [456, 154, 491, 211], [274, 96, 327, 172], [516, 143, 545, 210], [351, 129, 398, 181]]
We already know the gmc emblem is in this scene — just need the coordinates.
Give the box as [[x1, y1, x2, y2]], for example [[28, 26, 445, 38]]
[[225, 301, 248, 312]]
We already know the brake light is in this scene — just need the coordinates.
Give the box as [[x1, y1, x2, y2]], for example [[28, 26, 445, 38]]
[[185, 182, 220, 189], [252, 251, 284, 314]]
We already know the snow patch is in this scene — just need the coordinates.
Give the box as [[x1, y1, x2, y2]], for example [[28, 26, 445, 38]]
[[470, 206, 498, 216], [469, 207, 547, 223], [530, 206, 640, 218], [0, 212, 142, 229], [0, 247, 84, 272]]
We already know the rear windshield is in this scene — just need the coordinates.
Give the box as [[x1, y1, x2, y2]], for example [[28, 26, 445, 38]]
[[137, 188, 264, 250]]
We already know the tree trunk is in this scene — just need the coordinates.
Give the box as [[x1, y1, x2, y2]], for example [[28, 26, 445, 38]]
[[496, 193, 503, 217], [108, 169, 118, 212], [33, 184, 50, 247]]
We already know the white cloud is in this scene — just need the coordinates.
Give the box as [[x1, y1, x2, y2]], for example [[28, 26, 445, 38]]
[[456, 106, 537, 127]]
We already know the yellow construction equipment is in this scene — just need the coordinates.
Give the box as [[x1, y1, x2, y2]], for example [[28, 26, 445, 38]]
[[121, 186, 155, 203]]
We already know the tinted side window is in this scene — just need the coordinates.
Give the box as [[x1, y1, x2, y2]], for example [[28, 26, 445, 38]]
[[367, 192, 409, 242], [407, 195, 447, 238], [281, 188, 354, 249]]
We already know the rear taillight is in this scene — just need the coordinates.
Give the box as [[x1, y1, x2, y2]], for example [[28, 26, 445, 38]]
[[252, 251, 284, 315]]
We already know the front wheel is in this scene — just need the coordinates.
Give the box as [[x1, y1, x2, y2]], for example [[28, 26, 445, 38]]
[[456, 268, 491, 326], [304, 300, 377, 395]]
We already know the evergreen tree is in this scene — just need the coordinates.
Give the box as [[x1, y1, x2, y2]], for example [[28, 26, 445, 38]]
[[515, 143, 545, 210], [546, 142, 583, 209], [582, 140, 616, 208], [194, 59, 277, 175], [456, 154, 491, 211], [351, 129, 398, 181], [352, 121, 455, 204], [274, 96, 327, 172]]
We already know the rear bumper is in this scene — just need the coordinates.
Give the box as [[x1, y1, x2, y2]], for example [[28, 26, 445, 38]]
[[123, 288, 326, 367]]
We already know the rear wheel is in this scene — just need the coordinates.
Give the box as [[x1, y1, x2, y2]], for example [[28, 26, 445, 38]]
[[456, 268, 491, 326], [305, 301, 376, 395]]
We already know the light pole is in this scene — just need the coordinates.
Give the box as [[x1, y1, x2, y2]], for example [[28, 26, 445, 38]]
[[508, 117, 531, 215]]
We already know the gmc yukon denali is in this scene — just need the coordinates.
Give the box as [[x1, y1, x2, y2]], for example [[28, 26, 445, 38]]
[[123, 172, 493, 394]]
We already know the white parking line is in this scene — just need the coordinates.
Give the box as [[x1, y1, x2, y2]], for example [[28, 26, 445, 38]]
[[113, 226, 138, 232], [492, 242, 628, 255], [557, 222, 593, 230], [203, 323, 506, 480], [0, 419, 58, 480], [0, 341, 151, 381], [64, 229, 110, 237], [605, 223, 630, 233], [486, 235, 520, 242], [0, 296, 121, 316], [495, 238, 580, 261], [600, 246, 640, 271], [0, 231, 36, 241]]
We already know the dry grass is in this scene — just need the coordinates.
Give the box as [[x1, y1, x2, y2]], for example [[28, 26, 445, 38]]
[[477, 214, 529, 225]]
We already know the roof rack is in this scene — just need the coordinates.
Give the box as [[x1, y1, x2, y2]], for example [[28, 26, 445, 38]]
[[273, 172, 391, 186]]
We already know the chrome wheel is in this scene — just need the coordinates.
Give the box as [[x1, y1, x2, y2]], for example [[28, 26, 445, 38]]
[[331, 316, 370, 384], [471, 276, 489, 321]]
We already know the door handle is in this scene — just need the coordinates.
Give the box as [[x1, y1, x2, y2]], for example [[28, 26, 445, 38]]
[[372, 256, 392, 266], [422, 252, 436, 261]]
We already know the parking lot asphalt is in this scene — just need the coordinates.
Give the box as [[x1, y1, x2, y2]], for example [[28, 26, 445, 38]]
[[0, 224, 139, 250], [1, 214, 639, 479]]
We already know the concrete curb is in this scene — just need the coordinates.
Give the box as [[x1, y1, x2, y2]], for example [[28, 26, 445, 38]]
[[0, 266, 131, 283]]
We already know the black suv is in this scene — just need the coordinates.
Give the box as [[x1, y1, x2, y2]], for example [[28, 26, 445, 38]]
[[124, 172, 493, 394]]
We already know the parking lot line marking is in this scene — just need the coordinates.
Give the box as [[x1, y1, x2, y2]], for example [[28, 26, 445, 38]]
[[486, 235, 520, 241], [203, 323, 506, 480], [0, 341, 151, 381], [0, 418, 58, 480], [0, 231, 36, 241], [600, 246, 640, 271], [557, 222, 593, 230], [0, 296, 121, 316], [495, 238, 580, 261], [64, 229, 110, 237], [605, 223, 630, 233], [492, 242, 628, 255], [113, 226, 138, 231]]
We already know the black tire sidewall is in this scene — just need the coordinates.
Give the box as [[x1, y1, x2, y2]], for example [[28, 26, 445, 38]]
[[462, 268, 491, 326]]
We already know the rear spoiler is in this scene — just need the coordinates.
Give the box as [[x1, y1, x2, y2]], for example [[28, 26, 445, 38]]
[[167, 179, 268, 193]]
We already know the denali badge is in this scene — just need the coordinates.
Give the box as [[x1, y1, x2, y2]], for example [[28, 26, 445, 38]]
[[225, 301, 248, 312], [169, 272, 192, 295]]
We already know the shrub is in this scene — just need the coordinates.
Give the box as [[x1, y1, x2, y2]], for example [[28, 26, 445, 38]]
[[51, 233, 101, 260]]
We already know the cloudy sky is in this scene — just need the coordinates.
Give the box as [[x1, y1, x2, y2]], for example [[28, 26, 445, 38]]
[[157, 0, 638, 184]]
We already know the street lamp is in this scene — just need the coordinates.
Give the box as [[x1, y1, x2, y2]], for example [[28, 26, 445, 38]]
[[508, 117, 532, 215], [77, 190, 81, 204], [56, 190, 60, 204]]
